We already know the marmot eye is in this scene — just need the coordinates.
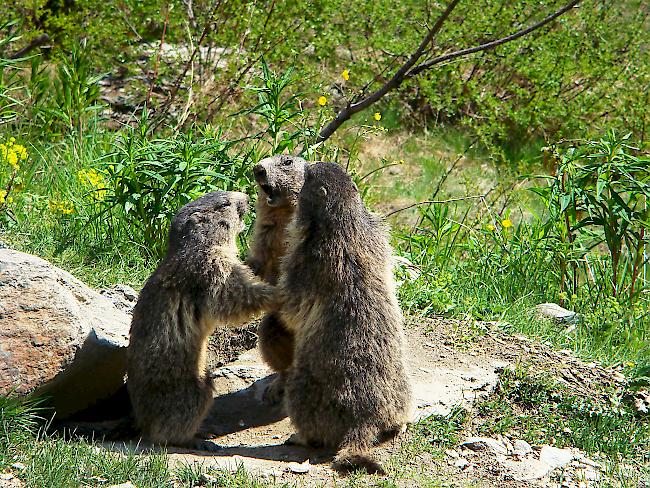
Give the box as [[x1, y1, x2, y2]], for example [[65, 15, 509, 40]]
[[319, 186, 328, 197], [282, 158, 292, 166]]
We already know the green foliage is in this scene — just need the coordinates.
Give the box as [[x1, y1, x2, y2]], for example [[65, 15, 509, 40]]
[[533, 132, 650, 302], [96, 112, 252, 257], [50, 42, 104, 133], [477, 368, 650, 460]]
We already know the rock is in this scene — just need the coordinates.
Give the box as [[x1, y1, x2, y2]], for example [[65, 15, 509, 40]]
[[0, 241, 7, 249], [536, 303, 578, 324], [539, 445, 575, 469], [9, 463, 25, 471], [99, 284, 138, 314], [454, 458, 470, 469], [0, 249, 131, 418], [512, 439, 533, 457], [286, 461, 310, 474], [461, 437, 508, 456]]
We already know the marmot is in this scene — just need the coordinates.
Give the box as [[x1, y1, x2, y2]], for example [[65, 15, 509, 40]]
[[278, 162, 413, 474], [246, 155, 308, 402], [127, 191, 276, 450]]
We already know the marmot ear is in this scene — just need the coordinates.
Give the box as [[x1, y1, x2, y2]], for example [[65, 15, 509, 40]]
[[319, 186, 328, 197], [352, 182, 359, 192]]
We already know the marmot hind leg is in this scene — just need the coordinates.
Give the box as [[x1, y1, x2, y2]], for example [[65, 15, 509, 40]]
[[258, 312, 294, 404], [258, 312, 294, 372]]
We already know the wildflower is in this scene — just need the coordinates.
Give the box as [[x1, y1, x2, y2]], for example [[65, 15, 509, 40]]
[[317, 96, 327, 106], [486, 223, 496, 232], [7, 151, 19, 171], [374, 112, 381, 121], [571, 294, 577, 301], [0, 189, 6, 204], [49, 199, 75, 215], [399, 159, 405, 164], [9, 137, 15, 143], [341, 69, 350, 81], [78, 169, 107, 200], [626, 361, 636, 367], [6, 196, 12, 204], [13, 144, 27, 160], [501, 218, 513, 228], [558, 291, 568, 301]]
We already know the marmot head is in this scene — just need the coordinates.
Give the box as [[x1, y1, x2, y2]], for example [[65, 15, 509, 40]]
[[253, 155, 308, 207], [168, 191, 248, 253], [298, 162, 363, 227]]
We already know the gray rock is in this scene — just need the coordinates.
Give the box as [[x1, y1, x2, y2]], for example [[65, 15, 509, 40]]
[[539, 445, 574, 469], [461, 437, 508, 456], [0, 249, 130, 418], [99, 284, 139, 314], [536, 303, 579, 324], [512, 439, 533, 457]]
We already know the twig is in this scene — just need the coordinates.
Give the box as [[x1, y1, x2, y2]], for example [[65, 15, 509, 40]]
[[385, 194, 486, 218], [146, 3, 171, 106], [9, 34, 49, 59]]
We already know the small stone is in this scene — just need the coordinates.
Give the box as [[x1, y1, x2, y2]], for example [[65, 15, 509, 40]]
[[454, 458, 470, 469], [512, 439, 533, 457], [445, 449, 459, 459], [536, 303, 578, 324], [461, 437, 508, 455], [539, 445, 574, 469], [199, 473, 218, 484], [10, 463, 26, 471], [286, 461, 310, 474], [0, 473, 15, 481]]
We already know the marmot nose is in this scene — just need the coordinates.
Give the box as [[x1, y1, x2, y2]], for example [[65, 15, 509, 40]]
[[253, 164, 266, 181]]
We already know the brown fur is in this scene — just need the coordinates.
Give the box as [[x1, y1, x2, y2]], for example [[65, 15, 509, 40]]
[[127, 191, 276, 450], [246, 155, 307, 402], [278, 162, 413, 474]]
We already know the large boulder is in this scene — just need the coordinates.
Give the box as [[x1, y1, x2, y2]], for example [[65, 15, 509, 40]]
[[0, 249, 131, 418]]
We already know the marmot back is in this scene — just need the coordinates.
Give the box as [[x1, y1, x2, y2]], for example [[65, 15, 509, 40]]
[[246, 155, 308, 402], [279, 162, 413, 474], [127, 191, 276, 450]]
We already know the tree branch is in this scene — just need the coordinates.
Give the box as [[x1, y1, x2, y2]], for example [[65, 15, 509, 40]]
[[407, 0, 582, 78], [316, 0, 582, 144], [316, 0, 462, 143]]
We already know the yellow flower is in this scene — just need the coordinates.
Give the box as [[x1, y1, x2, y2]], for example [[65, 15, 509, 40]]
[[374, 112, 382, 121], [317, 95, 327, 106], [6, 196, 13, 204], [13, 144, 27, 160], [486, 223, 496, 232], [501, 219, 513, 228], [558, 292, 568, 301], [7, 151, 19, 171], [341, 69, 350, 81], [0, 189, 6, 204], [9, 137, 15, 144], [49, 199, 75, 215], [399, 159, 405, 164]]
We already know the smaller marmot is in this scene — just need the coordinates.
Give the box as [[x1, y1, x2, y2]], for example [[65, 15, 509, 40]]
[[246, 155, 308, 402], [127, 191, 276, 450], [278, 162, 413, 474]]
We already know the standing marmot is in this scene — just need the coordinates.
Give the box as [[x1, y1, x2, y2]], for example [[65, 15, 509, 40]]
[[127, 191, 276, 450], [278, 162, 413, 474], [246, 155, 308, 402]]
